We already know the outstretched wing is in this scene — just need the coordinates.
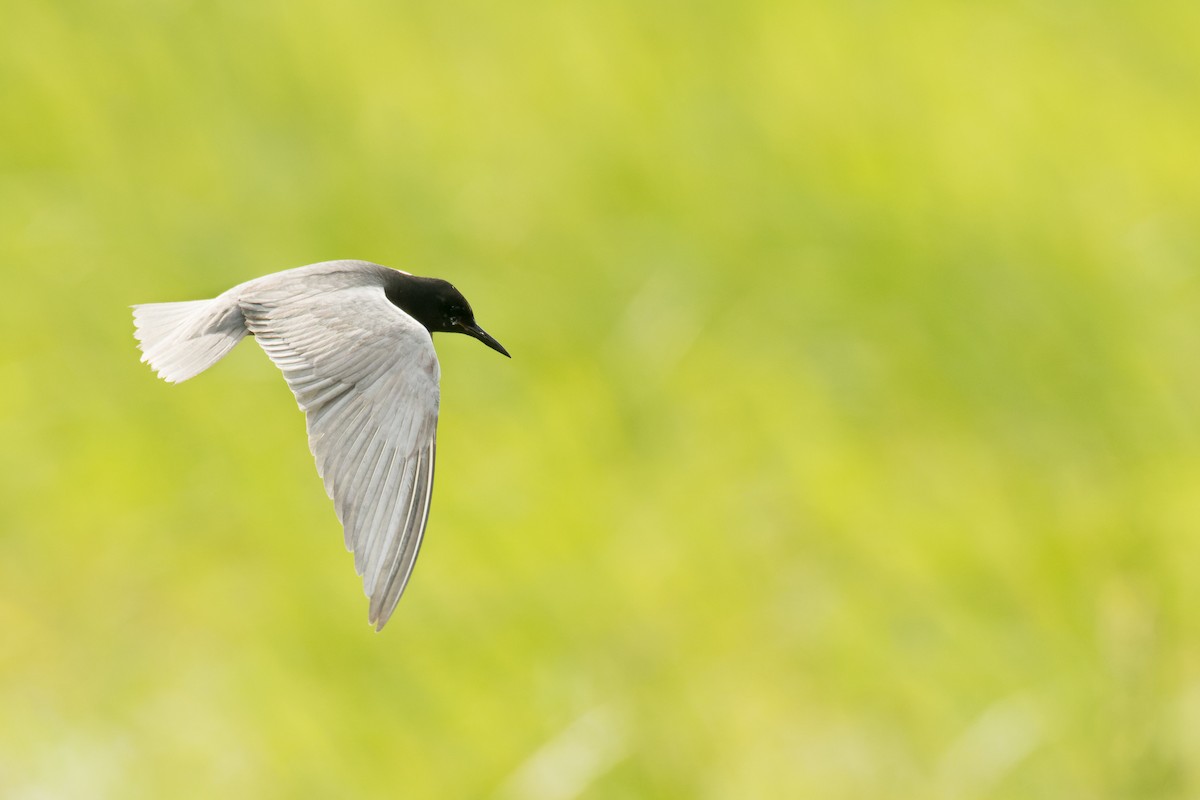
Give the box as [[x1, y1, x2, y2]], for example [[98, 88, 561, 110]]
[[240, 280, 440, 630]]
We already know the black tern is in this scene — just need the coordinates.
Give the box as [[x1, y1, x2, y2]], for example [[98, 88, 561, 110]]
[[132, 260, 509, 630]]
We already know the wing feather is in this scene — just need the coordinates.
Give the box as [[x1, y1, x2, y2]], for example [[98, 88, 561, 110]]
[[239, 276, 440, 629], [358, 447, 403, 576], [367, 456, 416, 592], [373, 442, 435, 624]]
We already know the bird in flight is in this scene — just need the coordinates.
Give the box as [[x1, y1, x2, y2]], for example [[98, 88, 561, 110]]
[[132, 260, 509, 630]]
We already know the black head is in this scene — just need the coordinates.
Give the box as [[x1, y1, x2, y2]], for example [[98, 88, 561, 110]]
[[384, 273, 510, 357]]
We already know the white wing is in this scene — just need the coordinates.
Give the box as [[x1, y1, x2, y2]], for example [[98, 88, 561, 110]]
[[239, 276, 440, 630]]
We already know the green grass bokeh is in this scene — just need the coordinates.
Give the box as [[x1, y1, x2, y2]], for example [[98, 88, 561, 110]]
[[3, 1, 1200, 797]]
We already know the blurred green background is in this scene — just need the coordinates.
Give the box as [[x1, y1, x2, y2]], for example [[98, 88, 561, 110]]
[[3, 1, 1200, 797]]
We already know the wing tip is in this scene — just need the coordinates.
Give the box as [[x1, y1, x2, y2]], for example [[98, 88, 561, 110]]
[[368, 601, 399, 632], [366, 571, 407, 632]]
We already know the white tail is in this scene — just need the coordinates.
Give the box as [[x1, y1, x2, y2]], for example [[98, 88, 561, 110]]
[[132, 296, 247, 383]]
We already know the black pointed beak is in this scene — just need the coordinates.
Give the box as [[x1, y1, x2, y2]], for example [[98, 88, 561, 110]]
[[458, 321, 510, 357]]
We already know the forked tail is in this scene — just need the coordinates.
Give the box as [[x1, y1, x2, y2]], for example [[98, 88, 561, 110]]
[[132, 295, 247, 383]]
